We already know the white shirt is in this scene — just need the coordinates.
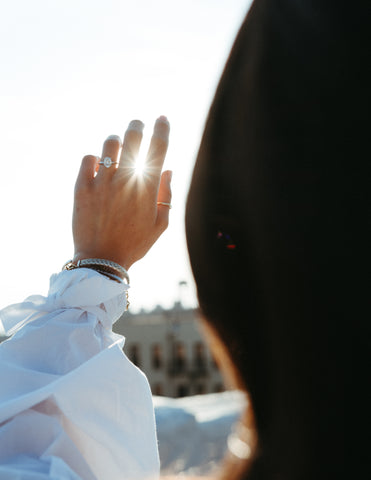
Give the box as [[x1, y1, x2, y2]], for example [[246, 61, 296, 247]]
[[0, 269, 160, 480]]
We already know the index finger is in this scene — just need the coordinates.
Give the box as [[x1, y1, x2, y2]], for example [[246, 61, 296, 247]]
[[146, 116, 170, 177]]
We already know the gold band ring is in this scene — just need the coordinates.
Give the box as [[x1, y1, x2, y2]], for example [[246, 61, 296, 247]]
[[157, 202, 172, 209]]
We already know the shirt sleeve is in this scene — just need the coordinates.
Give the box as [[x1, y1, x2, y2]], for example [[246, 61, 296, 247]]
[[0, 268, 160, 480]]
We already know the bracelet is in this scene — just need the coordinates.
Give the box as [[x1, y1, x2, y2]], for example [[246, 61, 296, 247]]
[[62, 258, 130, 285]]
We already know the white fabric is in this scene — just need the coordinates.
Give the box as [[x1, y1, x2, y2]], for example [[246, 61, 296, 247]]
[[0, 269, 160, 480]]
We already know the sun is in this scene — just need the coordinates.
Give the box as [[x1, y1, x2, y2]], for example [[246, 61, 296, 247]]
[[134, 152, 147, 176]]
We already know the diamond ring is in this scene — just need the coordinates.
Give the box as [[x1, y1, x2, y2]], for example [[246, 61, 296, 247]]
[[99, 157, 119, 168]]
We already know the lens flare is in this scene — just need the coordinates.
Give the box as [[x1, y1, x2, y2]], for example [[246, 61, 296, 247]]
[[134, 152, 147, 176]]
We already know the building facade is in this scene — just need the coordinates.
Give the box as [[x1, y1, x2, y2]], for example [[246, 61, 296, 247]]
[[113, 303, 225, 398]]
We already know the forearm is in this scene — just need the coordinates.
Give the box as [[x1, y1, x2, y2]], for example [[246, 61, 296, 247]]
[[0, 269, 159, 480]]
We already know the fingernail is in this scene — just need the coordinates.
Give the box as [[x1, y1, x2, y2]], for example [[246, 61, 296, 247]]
[[154, 116, 170, 142], [157, 115, 169, 124], [167, 170, 173, 182], [127, 120, 144, 133], [106, 134, 122, 144]]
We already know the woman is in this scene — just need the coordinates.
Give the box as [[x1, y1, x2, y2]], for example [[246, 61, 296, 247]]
[[1, 0, 365, 478], [186, 0, 365, 479], [0, 117, 172, 479]]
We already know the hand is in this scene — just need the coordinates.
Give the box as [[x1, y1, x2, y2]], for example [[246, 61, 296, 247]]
[[72, 116, 172, 270]]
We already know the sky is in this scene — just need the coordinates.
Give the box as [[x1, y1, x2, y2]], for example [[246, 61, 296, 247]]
[[0, 0, 252, 316]]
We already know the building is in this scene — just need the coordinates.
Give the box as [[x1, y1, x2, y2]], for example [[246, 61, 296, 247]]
[[0, 302, 226, 399], [113, 303, 225, 398]]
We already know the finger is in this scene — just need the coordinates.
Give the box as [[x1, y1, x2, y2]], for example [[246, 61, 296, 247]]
[[96, 134, 122, 179], [146, 116, 170, 178], [119, 120, 144, 170], [75, 155, 98, 190], [156, 170, 172, 230]]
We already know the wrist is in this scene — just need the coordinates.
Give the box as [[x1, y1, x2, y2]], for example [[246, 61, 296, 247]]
[[72, 251, 131, 272], [63, 258, 130, 285]]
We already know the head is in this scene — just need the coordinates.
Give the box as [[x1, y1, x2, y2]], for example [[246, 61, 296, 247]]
[[186, 1, 364, 478]]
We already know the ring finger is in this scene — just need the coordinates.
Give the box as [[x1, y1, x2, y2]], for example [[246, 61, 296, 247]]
[[96, 134, 122, 180]]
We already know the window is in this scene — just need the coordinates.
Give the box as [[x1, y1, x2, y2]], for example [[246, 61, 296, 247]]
[[213, 383, 224, 393], [152, 383, 164, 396], [172, 342, 187, 373], [193, 342, 207, 371], [128, 344, 141, 368], [151, 344, 163, 370], [211, 352, 219, 370], [195, 384, 207, 395], [176, 384, 189, 397]]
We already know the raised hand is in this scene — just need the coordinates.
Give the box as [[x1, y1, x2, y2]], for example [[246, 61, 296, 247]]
[[72, 116, 172, 270]]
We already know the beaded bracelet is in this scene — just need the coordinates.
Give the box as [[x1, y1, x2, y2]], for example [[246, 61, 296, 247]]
[[62, 258, 130, 285]]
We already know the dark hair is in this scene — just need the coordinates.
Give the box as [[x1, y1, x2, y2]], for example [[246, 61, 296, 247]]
[[186, 1, 366, 478]]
